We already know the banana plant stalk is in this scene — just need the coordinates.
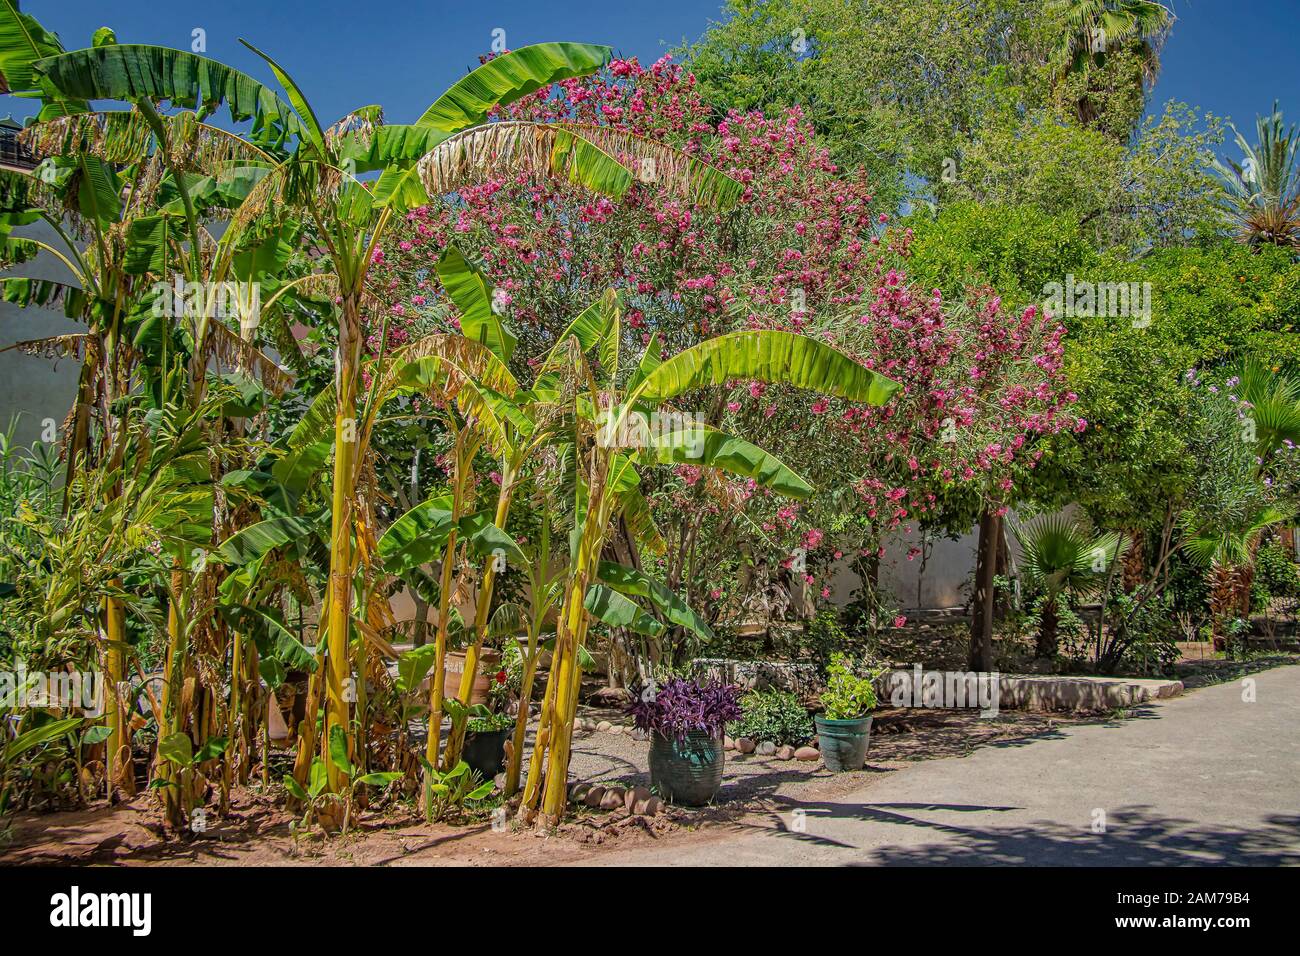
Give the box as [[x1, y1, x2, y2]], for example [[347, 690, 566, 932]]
[[505, 511, 563, 796]]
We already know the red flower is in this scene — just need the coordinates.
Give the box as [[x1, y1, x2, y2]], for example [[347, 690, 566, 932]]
[[495, 670, 507, 685]]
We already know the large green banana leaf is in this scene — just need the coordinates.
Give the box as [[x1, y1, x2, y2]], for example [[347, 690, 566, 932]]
[[272, 384, 335, 494], [221, 604, 316, 673], [617, 486, 665, 555], [75, 154, 120, 225], [396, 644, 440, 694], [550, 289, 618, 357], [457, 511, 526, 567], [415, 42, 611, 132], [436, 245, 517, 363], [216, 513, 320, 566], [337, 124, 449, 174], [583, 584, 665, 637], [632, 330, 900, 406], [238, 39, 325, 155], [0, 276, 87, 318], [0, 0, 65, 95], [646, 423, 814, 499], [376, 495, 525, 577], [370, 163, 430, 211], [596, 561, 713, 640], [626, 331, 662, 393], [376, 494, 455, 576], [33, 44, 304, 136], [122, 214, 172, 275], [488, 602, 524, 640]]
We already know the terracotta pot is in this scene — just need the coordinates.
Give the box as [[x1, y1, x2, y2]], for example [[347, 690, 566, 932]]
[[440, 649, 502, 706]]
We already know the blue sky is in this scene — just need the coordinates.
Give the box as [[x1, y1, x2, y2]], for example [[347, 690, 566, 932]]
[[8, 0, 1300, 143]]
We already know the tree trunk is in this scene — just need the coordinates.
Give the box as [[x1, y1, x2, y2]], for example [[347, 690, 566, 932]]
[[1036, 594, 1060, 661], [967, 509, 1002, 672], [1122, 529, 1146, 592], [504, 622, 541, 797], [994, 524, 1011, 620], [103, 594, 133, 800], [323, 296, 361, 791]]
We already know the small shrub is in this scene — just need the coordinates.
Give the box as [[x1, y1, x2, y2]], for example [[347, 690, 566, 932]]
[[728, 689, 813, 746], [1116, 594, 1182, 676], [1256, 542, 1298, 599], [467, 710, 514, 734], [1250, 578, 1272, 614], [819, 653, 885, 720]]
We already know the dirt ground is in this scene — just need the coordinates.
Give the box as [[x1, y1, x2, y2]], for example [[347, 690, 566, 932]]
[[0, 705, 1103, 867]]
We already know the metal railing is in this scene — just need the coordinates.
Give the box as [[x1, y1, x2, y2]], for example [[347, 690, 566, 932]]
[[0, 130, 36, 170]]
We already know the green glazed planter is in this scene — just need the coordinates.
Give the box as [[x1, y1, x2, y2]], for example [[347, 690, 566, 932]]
[[648, 730, 724, 805], [815, 714, 873, 772]]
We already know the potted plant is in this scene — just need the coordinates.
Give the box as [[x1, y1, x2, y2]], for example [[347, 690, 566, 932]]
[[462, 707, 514, 779], [628, 677, 742, 806], [815, 653, 885, 772], [440, 648, 503, 707]]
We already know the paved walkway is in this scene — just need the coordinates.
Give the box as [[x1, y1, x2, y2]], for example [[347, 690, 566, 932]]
[[600, 664, 1300, 866]]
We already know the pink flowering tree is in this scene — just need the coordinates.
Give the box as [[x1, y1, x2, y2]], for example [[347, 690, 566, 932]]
[[369, 54, 1075, 670], [714, 250, 1077, 668]]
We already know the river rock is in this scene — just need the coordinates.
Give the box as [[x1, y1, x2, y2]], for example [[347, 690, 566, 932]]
[[596, 720, 613, 732], [736, 737, 756, 754], [582, 785, 607, 808], [757, 740, 777, 756], [794, 746, 820, 761], [775, 745, 796, 760], [599, 788, 625, 811]]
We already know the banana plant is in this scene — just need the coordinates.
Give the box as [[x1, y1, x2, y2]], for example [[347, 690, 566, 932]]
[[30, 33, 744, 792], [503, 505, 566, 796], [2, 17, 299, 809], [519, 299, 902, 823], [283, 726, 402, 835]]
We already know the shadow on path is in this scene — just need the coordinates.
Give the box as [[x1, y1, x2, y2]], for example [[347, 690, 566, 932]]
[[749, 802, 1300, 866]]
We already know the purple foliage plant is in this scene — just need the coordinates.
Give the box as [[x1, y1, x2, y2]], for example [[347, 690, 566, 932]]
[[627, 676, 742, 741]]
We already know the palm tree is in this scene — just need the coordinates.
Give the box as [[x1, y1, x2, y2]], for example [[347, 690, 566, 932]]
[[1185, 505, 1292, 644], [1013, 515, 1127, 661], [1048, 0, 1175, 129], [1212, 103, 1300, 250], [1180, 362, 1300, 647], [1232, 359, 1300, 458]]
